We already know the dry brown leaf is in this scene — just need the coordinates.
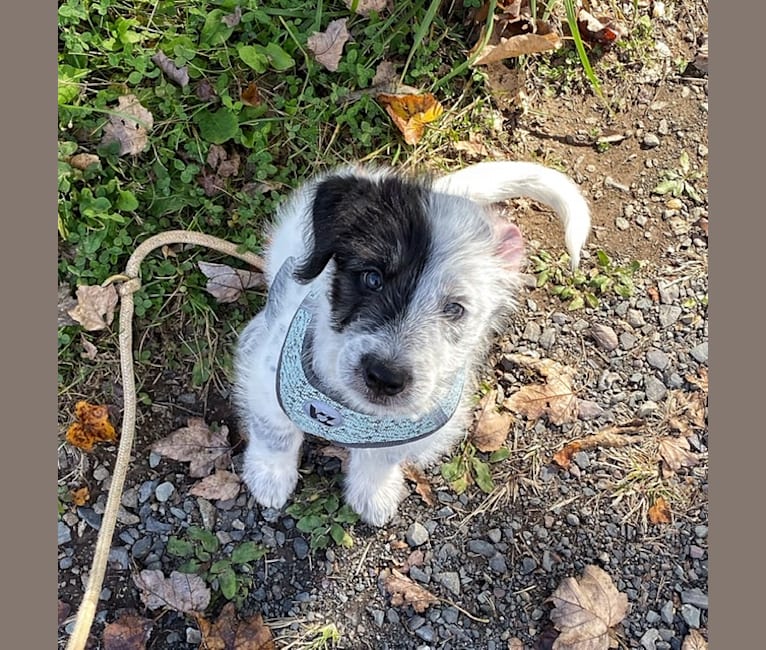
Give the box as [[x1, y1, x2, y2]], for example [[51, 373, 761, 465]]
[[549, 565, 628, 650], [71, 486, 90, 506], [151, 418, 231, 478], [307, 18, 351, 72], [58, 600, 71, 627], [552, 423, 646, 469], [241, 82, 262, 107], [198, 261, 265, 303], [101, 94, 154, 156], [681, 629, 708, 650], [133, 570, 211, 613], [344, 0, 388, 15], [685, 367, 708, 394], [233, 612, 275, 650], [658, 436, 699, 476], [648, 496, 671, 524], [81, 336, 98, 360], [576, 9, 627, 46], [372, 60, 398, 88], [58, 284, 79, 327], [471, 390, 513, 452], [508, 638, 526, 650], [319, 444, 350, 472], [382, 568, 439, 613], [67, 284, 119, 331], [504, 356, 579, 426], [66, 401, 118, 452], [376, 92, 444, 145], [402, 463, 436, 507], [197, 603, 276, 650], [68, 153, 101, 170], [189, 469, 241, 501], [401, 549, 426, 573], [472, 19, 561, 65], [646, 286, 660, 302], [152, 50, 189, 87], [222, 6, 242, 28], [103, 612, 153, 650]]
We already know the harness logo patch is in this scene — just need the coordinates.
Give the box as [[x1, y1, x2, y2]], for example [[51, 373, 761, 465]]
[[304, 400, 343, 427]]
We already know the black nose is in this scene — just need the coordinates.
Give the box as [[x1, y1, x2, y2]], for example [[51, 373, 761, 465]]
[[361, 355, 411, 397]]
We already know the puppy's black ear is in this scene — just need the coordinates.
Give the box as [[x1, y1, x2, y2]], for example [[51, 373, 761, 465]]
[[294, 175, 374, 282]]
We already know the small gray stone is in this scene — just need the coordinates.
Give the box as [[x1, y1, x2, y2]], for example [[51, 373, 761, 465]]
[[489, 553, 508, 574], [690, 342, 708, 364], [93, 465, 110, 482], [620, 332, 637, 350], [370, 609, 385, 628], [138, 480, 156, 504], [646, 349, 670, 371], [196, 498, 217, 530], [293, 537, 309, 560], [437, 571, 461, 596], [542, 549, 555, 571], [658, 283, 680, 304], [523, 322, 542, 343], [644, 376, 668, 402], [591, 323, 619, 351], [642, 133, 661, 148], [155, 481, 175, 503], [77, 507, 102, 531], [415, 625, 435, 643], [108, 546, 130, 571], [121, 488, 139, 510], [520, 557, 537, 575], [468, 540, 496, 558], [646, 611, 662, 625], [573, 452, 590, 469], [406, 522, 429, 547], [409, 566, 430, 584], [566, 514, 580, 526], [58, 521, 72, 546], [658, 305, 682, 328], [638, 401, 660, 418], [627, 309, 646, 328], [578, 400, 604, 420], [660, 601, 674, 625], [148, 451, 162, 469], [658, 119, 670, 136], [131, 537, 152, 560], [681, 588, 708, 609], [640, 628, 662, 649], [539, 328, 557, 350], [186, 628, 202, 645], [488, 528, 502, 544], [695, 525, 709, 539], [615, 217, 630, 231], [681, 604, 701, 628]]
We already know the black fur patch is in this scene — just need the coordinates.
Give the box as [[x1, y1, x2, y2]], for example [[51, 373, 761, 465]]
[[295, 174, 432, 332]]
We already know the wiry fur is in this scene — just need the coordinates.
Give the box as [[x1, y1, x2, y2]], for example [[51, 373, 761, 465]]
[[234, 162, 591, 526]]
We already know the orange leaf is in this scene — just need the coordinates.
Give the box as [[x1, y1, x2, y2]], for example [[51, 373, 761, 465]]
[[71, 486, 90, 506], [241, 82, 262, 107], [376, 93, 444, 145], [66, 401, 118, 452], [402, 463, 436, 507], [648, 496, 671, 524]]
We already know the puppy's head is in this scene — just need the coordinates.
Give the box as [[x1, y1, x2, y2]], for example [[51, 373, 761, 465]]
[[295, 170, 524, 417]]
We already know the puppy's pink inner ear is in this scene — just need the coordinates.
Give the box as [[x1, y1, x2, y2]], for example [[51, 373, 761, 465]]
[[495, 222, 525, 270]]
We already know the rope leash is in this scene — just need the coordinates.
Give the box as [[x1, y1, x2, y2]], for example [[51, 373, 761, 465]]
[[65, 231, 265, 650]]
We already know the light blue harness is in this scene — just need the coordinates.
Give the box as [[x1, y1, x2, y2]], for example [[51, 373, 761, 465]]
[[269, 258, 466, 448]]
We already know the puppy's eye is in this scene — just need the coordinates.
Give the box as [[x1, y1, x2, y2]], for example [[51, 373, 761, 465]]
[[443, 302, 465, 319], [361, 270, 384, 292]]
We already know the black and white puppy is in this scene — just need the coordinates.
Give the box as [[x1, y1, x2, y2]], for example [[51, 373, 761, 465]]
[[234, 162, 591, 526]]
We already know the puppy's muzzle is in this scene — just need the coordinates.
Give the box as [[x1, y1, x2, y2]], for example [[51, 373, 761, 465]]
[[361, 354, 412, 397]]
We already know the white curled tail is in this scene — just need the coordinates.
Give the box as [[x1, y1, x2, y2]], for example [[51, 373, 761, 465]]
[[433, 161, 591, 269]]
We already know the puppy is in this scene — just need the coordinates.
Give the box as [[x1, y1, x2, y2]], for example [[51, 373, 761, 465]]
[[234, 162, 590, 526]]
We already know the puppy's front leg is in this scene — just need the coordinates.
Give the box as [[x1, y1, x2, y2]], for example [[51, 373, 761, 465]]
[[344, 448, 409, 527], [241, 416, 304, 510]]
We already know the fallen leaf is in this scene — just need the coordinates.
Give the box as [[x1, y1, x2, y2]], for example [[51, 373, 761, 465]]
[[471, 18, 561, 65], [205, 144, 241, 179], [382, 568, 439, 613], [197, 603, 276, 650], [133, 569, 211, 613], [71, 486, 90, 506], [508, 638, 526, 650], [152, 50, 189, 88], [241, 82, 262, 107], [103, 612, 153, 650], [58, 600, 71, 627], [344, 0, 388, 16], [196, 79, 218, 102], [67, 284, 119, 331], [534, 625, 560, 650], [189, 469, 241, 501], [151, 418, 231, 478], [66, 401, 118, 452], [685, 367, 708, 394], [68, 153, 100, 170], [81, 336, 98, 360], [576, 9, 627, 46], [376, 92, 444, 145], [221, 6, 242, 28], [307, 18, 351, 72], [552, 422, 646, 469], [504, 356, 579, 426], [402, 463, 436, 507], [319, 444, 350, 472], [372, 60, 398, 88], [471, 390, 512, 452], [101, 94, 154, 156], [646, 286, 660, 302], [648, 496, 671, 524], [658, 436, 699, 476], [549, 565, 628, 650], [198, 261, 265, 303], [401, 549, 426, 573], [681, 629, 708, 650]]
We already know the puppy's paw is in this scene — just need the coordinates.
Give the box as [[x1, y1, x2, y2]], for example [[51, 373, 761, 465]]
[[344, 468, 407, 527], [242, 454, 299, 510]]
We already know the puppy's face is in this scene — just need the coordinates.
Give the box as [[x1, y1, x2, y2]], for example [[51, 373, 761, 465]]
[[294, 172, 525, 417]]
